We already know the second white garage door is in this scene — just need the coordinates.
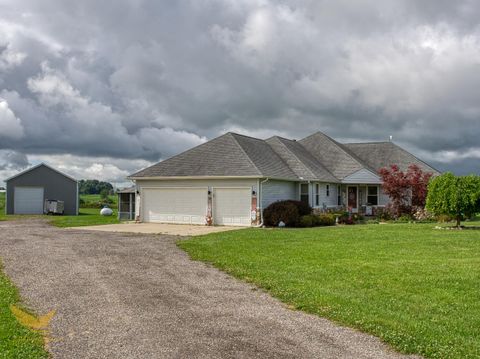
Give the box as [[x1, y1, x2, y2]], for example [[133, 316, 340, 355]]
[[142, 188, 207, 224], [213, 188, 251, 226]]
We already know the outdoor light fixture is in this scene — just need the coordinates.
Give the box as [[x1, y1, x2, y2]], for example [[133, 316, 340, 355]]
[[252, 190, 256, 195]]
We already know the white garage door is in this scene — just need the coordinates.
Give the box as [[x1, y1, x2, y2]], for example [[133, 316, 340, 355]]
[[213, 188, 251, 226], [142, 188, 207, 224], [14, 187, 44, 214]]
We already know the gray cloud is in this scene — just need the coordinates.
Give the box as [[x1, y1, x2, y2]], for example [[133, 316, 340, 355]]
[[0, 0, 479, 182]]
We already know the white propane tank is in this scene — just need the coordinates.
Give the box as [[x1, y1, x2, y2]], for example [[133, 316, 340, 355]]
[[100, 207, 113, 216]]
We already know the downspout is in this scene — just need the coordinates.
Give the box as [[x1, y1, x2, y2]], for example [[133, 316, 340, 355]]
[[256, 177, 269, 227]]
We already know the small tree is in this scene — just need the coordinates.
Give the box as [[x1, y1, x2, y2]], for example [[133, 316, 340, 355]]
[[378, 164, 433, 217], [426, 173, 480, 227]]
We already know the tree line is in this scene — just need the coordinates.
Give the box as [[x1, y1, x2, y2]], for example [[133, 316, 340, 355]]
[[78, 179, 114, 195]]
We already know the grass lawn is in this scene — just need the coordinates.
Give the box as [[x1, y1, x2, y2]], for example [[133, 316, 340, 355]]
[[0, 263, 48, 359], [0, 192, 119, 227], [80, 193, 117, 206], [49, 208, 120, 227], [179, 219, 480, 359]]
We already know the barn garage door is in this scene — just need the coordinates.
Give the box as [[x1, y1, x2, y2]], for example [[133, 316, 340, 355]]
[[142, 188, 207, 224], [14, 187, 44, 214], [213, 188, 251, 226]]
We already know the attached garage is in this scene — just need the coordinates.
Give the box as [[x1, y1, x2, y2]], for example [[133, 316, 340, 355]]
[[5, 163, 78, 215], [142, 187, 208, 224], [213, 188, 251, 226]]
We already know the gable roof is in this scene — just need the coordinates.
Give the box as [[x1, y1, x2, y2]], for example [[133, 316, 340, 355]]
[[129, 132, 298, 180], [344, 142, 441, 175], [5, 163, 77, 183], [299, 132, 374, 180], [129, 130, 439, 182], [266, 136, 338, 182]]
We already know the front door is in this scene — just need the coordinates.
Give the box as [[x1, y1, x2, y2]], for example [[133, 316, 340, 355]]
[[347, 186, 357, 212]]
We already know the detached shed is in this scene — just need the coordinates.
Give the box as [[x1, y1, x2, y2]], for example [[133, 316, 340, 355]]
[[5, 163, 78, 215]]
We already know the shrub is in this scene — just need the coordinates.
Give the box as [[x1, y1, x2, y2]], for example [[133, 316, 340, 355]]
[[413, 207, 435, 221], [375, 207, 392, 221], [397, 214, 414, 222], [317, 213, 336, 226], [263, 201, 300, 227], [299, 214, 315, 227], [284, 200, 312, 216]]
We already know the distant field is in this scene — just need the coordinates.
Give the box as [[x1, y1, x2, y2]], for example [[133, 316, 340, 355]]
[[80, 194, 117, 207]]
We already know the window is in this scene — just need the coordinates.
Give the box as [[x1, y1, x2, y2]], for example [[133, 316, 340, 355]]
[[337, 185, 342, 206], [326, 184, 330, 196], [300, 183, 309, 205], [367, 186, 378, 205], [315, 184, 319, 206]]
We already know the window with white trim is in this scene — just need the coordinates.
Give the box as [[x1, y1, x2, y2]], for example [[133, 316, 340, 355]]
[[326, 184, 330, 197], [315, 184, 320, 206], [367, 186, 378, 205], [337, 185, 341, 205]]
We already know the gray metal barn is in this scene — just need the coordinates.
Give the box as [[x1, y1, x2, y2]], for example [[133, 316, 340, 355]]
[[5, 163, 78, 215]]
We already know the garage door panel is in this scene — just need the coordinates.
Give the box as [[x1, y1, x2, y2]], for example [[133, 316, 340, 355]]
[[14, 187, 44, 214], [213, 188, 251, 226], [143, 188, 207, 224]]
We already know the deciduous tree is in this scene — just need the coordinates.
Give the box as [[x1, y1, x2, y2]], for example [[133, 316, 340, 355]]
[[426, 173, 480, 227], [378, 164, 433, 217]]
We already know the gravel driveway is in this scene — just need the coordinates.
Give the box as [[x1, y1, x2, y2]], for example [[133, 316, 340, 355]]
[[0, 220, 418, 359]]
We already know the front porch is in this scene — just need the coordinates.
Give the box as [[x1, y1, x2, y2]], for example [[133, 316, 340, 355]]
[[299, 181, 386, 216]]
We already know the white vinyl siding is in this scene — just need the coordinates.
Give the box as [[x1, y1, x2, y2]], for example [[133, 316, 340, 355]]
[[312, 183, 338, 208], [261, 180, 297, 209], [213, 188, 251, 226], [142, 188, 207, 224], [14, 187, 44, 214], [342, 169, 382, 184]]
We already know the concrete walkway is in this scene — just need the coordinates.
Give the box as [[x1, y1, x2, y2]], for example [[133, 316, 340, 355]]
[[0, 219, 419, 359], [77, 222, 241, 236]]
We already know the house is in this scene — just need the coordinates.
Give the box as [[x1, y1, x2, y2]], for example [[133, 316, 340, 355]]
[[128, 131, 439, 226], [5, 163, 79, 215]]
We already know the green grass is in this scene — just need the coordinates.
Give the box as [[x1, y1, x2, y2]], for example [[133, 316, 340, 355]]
[[0, 262, 48, 359], [0, 191, 119, 227], [179, 220, 480, 359], [80, 193, 117, 206], [49, 208, 120, 227]]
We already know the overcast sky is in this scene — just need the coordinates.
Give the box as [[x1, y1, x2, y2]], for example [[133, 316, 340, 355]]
[[1, 0, 479, 186]]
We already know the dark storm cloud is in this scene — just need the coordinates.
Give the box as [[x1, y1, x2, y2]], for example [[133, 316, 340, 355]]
[[0, 0, 479, 180]]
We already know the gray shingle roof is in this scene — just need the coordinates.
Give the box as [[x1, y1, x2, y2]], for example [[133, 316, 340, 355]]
[[129, 130, 439, 181], [266, 136, 338, 182], [129, 132, 297, 180], [344, 142, 440, 175], [299, 132, 372, 179]]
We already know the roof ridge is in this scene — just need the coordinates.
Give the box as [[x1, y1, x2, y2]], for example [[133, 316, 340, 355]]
[[273, 137, 317, 179], [345, 141, 391, 145], [228, 133, 263, 176], [305, 131, 373, 171], [5, 163, 77, 182]]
